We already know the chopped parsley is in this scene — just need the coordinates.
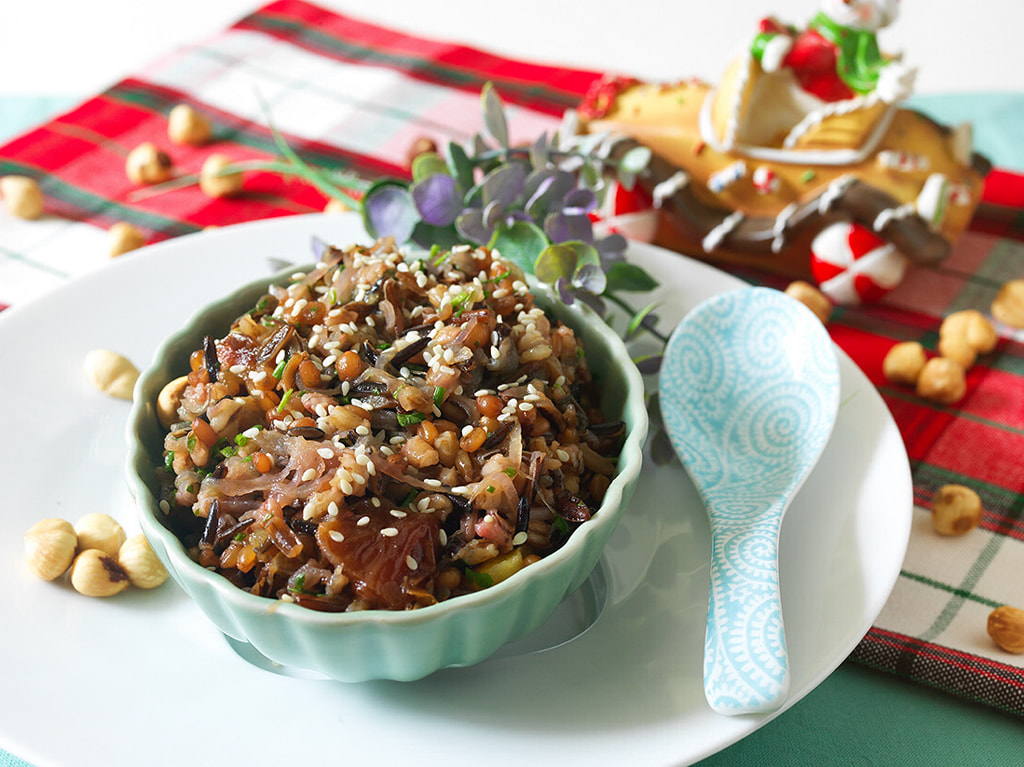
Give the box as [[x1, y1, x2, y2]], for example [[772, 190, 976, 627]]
[[396, 411, 426, 427]]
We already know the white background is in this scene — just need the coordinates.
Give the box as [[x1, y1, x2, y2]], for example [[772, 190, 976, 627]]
[[1, 0, 1022, 98]]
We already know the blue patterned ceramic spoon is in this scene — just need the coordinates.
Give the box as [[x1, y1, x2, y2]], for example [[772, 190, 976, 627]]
[[660, 287, 840, 715]]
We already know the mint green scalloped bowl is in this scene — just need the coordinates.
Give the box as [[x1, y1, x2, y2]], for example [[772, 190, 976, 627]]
[[125, 267, 647, 682]]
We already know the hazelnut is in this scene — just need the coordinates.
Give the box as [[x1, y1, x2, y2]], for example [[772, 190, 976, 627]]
[[24, 518, 78, 581], [784, 281, 832, 325], [157, 375, 190, 429], [406, 135, 438, 167], [167, 104, 212, 146], [915, 357, 966, 404], [108, 222, 146, 257], [70, 549, 129, 597], [125, 142, 173, 185], [987, 605, 1024, 654], [940, 309, 998, 359], [882, 341, 927, 386], [118, 535, 169, 589], [937, 333, 976, 370], [83, 349, 139, 400], [199, 154, 243, 198], [931, 484, 982, 535], [1, 175, 45, 219], [991, 280, 1024, 329], [74, 513, 127, 557]]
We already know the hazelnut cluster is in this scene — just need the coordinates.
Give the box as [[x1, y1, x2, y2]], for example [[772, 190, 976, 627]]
[[882, 309, 998, 405], [24, 513, 168, 597]]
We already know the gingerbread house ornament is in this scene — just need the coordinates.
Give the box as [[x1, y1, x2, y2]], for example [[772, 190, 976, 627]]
[[578, 0, 990, 304]]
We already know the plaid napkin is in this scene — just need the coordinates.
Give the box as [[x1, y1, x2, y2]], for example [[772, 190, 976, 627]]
[[2, 0, 1022, 716]]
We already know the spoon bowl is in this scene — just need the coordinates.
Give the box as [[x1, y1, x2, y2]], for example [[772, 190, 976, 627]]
[[659, 286, 840, 715]]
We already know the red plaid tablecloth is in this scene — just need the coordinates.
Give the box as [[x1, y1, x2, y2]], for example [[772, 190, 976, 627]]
[[2, 0, 1022, 715]]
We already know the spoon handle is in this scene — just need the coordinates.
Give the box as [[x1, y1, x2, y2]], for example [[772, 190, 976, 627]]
[[703, 506, 789, 715]]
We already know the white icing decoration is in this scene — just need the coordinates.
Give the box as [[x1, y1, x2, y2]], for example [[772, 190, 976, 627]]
[[872, 203, 916, 232], [817, 174, 855, 215], [708, 161, 747, 193], [771, 203, 799, 253], [703, 211, 745, 252], [784, 93, 879, 149], [722, 51, 755, 148], [652, 171, 690, 208]]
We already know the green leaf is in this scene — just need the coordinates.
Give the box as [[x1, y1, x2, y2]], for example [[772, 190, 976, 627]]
[[605, 261, 660, 292], [411, 152, 450, 182], [534, 243, 579, 284], [481, 82, 509, 149], [410, 221, 462, 252], [488, 220, 549, 275], [443, 140, 475, 191], [626, 300, 660, 339], [620, 145, 652, 174]]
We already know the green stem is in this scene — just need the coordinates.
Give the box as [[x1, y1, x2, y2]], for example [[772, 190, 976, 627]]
[[605, 291, 669, 344]]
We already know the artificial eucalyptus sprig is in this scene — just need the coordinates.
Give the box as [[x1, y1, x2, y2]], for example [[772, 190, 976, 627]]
[[135, 83, 668, 365]]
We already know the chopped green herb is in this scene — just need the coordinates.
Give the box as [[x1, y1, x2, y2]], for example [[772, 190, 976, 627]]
[[396, 411, 426, 427], [254, 296, 270, 312], [164, 452, 174, 471], [376, 342, 392, 351], [272, 357, 288, 378], [551, 514, 570, 535], [502, 467, 517, 478], [433, 386, 446, 407], [464, 567, 494, 589], [219, 445, 237, 459], [234, 433, 249, 446], [277, 388, 294, 412], [401, 488, 418, 507], [486, 485, 496, 493], [233, 532, 246, 542], [288, 573, 306, 593], [186, 434, 197, 453]]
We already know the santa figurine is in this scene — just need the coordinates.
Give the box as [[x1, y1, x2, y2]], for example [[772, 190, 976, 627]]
[[750, 0, 914, 104]]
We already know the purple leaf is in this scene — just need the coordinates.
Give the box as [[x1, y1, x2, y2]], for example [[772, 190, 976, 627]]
[[545, 211, 594, 244], [411, 173, 461, 226], [555, 277, 576, 305], [364, 183, 418, 244], [482, 163, 526, 207], [572, 262, 607, 295], [455, 208, 492, 245], [561, 187, 598, 215]]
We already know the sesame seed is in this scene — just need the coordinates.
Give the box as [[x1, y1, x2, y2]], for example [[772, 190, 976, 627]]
[[492, 288, 509, 299], [301, 468, 318, 482], [327, 501, 339, 517], [417, 498, 431, 512], [556, 449, 571, 462], [380, 446, 393, 456], [390, 509, 408, 518], [461, 425, 474, 437], [371, 498, 381, 508], [353, 473, 366, 485], [406, 555, 418, 570], [229, 364, 246, 375], [366, 462, 377, 476], [159, 500, 170, 513], [317, 447, 334, 459], [322, 355, 337, 367], [329, 530, 345, 542], [381, 527, 399, 537], [339, 468, 353, 483], [357, 516, 370, 526], [355, 453, 370, 466], [518, 402, 534, 412], [423, 478, 442, 488], [439, 529, 448, 545], [340, 479, 354, 495], [355, 425, 370, 436]]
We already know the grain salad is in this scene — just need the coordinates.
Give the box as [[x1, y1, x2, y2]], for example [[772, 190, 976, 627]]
[[157, 237, 626, 612]]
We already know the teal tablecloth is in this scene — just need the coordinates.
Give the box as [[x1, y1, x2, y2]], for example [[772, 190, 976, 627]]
[[2, 94, 1023, 767]]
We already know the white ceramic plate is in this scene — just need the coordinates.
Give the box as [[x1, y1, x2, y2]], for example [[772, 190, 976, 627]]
[[0, 214, 912, 767]]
